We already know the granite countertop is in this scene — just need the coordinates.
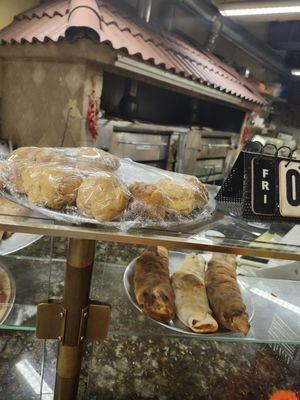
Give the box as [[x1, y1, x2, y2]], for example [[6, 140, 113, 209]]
[[0, 237, 299, 399]]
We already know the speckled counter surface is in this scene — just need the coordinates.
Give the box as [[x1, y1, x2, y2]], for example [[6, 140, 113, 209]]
[[0, 237, 299, 399]]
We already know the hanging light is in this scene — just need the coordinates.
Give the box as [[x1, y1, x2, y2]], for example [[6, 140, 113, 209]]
[[219, 1, 300, 17]]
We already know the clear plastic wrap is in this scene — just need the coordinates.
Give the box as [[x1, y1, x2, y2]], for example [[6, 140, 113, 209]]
[[0, 147, 215, 231]]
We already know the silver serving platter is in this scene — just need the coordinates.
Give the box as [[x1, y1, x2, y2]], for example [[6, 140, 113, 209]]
[[124, 251, 254, 337], [0, 232, 43, 256], [0, 263, 16, 325], [0, 162, 216, 230]]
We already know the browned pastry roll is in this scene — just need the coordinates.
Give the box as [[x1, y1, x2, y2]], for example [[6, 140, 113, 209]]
[[205, 253, 250, 335], [134, 246, 175, 323], [76, 172, 130, 222], [171, 253, 218, 333], [76, 147, 120, 172], [22, 165, 82, 209], [129, 182, 165, 220]]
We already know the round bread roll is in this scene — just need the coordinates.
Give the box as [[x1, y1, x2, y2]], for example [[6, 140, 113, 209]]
[[186, 176, 208, 208], [77, 173, 130, 222], [129, 182, 165, 219], [8, 147, 71, 165], [0, 161, 10, 189], [155, 177, 208, 215], [8, 147, 40, 162], [34, 148, 71, 164], [22, 166, 82, 209], [9, 160, 31, 193], [76, 147, 120, 172]]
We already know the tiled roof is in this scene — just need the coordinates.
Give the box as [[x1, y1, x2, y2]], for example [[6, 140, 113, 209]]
[[0, 0, 266, 105]]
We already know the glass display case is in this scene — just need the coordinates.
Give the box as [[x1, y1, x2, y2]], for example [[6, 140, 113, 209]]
[[0, 210, 299, 399]]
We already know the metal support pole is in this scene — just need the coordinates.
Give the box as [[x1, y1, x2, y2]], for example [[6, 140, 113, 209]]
[[54, 238, 96, 400]]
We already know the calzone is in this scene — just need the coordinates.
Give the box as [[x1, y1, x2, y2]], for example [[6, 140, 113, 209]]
[[171, 253, 218, 333]]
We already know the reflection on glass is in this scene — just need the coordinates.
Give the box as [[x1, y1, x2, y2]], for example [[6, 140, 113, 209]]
[[16, 358, 52, 396]]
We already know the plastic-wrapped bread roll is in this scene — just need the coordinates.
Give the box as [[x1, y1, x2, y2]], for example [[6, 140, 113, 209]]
[[129, 182, 166, 220], [0, 161, 10, 189], [171, 253, 218, 333], [205, 253, 250, 335], [21, 165, 82, 209], [155, 177, 208, 215], [134, 246, 175, 323], [76, 172, 130, 222], [75, 147, 120, 172]]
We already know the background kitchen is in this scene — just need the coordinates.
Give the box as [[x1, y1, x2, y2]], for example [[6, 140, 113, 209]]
[[1, 0, 299, 183], [0, 0, 299, 399]]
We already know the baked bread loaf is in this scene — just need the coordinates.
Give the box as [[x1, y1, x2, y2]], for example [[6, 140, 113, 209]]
[[76, 147, 120, 172], [205, 253, 250, 335], [155, 177, 208, 215], [134, 246, 175, 323], [0, 161, 10, 189], [171, 253, 218, 333], [186, 176, 208, 208], [8, 147, 40, 162], [129, 182, 165, 219], [22, 165, 82, 209], [8, 147, 71, 165], [34, 148, 70, 164], [76, 172, 130, 222], [9, 160, 34, 194], [8, 148, 71, 194]]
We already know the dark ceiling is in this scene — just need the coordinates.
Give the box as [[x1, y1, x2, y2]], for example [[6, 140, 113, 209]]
[[211, 0, 300, 70], [268, 21, 300, 68]]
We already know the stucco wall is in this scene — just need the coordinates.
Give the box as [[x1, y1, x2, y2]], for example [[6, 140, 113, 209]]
[[0, 0, 39, 30], [1, 59, 103, 147]]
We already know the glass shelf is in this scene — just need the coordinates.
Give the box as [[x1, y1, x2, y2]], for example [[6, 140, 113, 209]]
[[0, 210, 299, 260], [1, 251, 300, 344], [0, 256, 53, 331], [90, 262, 300, 345]]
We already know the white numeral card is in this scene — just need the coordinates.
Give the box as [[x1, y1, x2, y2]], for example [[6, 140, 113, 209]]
[[279, 161, 300, 217]]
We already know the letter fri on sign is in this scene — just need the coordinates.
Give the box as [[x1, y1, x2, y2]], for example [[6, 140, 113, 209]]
[[251, 157, 276, 216]]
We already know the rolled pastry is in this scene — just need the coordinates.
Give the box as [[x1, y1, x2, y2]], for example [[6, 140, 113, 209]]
[[171, 253, 218, 333], [205, 253, 250, 335], [134, 246, 175, 323]]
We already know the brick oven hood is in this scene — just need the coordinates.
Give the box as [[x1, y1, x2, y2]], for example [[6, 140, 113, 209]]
[[0, 0, 266, 110]]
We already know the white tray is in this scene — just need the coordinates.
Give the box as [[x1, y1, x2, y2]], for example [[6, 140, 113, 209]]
[[124, 251, 254, 336], [0, 233, 43, 256]]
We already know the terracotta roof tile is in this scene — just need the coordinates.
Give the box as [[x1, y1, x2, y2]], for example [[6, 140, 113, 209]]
[[0, 0, 266, 105]]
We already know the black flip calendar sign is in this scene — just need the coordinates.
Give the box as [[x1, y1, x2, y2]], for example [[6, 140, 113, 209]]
[[216, 142, 300, 223], [279, 161, 300, 217], [251, 157, 276, 215]]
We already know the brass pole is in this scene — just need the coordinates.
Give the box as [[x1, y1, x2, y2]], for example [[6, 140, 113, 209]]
[[54, 238, 96, 400]]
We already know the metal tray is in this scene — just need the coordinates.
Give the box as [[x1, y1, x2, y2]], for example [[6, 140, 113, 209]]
[[0, 232, 43, 256], [0, 183, 216, 230], [0, 263, 16, 325], [124, 251, 254, 337]]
